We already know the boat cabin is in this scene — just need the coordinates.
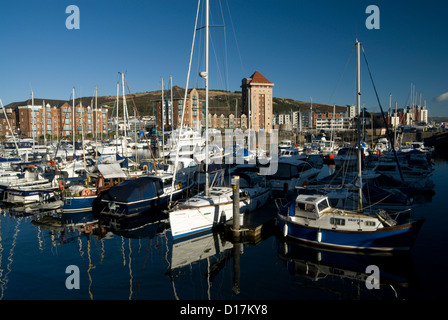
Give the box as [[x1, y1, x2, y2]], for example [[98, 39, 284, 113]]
[[279, 140, 293, 150], [279, 148, 301, 158], [294, 194, 330, 220]]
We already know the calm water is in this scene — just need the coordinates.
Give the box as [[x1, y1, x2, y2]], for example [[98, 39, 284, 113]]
[[1, 155, 448, 301]]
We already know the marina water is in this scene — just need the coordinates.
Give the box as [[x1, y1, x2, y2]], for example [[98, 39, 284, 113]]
[[1, 154, 447, 301]]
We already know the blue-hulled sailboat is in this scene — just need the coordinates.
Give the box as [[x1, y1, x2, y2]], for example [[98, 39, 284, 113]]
[[275, 41, 424, 252], [276, 194, 423, 251]]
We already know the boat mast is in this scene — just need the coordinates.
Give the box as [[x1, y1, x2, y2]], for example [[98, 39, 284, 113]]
[[31, 90, 35, 149], [169, 0, 200, 205], [95, 86, 98, 159], [121, 72, 128, 157], [43, 99, 46, 145], [81, 101, 86, 171], [356, 40, 363, 212], [204, 0, 210, 196], [72, 87, 76, 159], [0, 98, 20, 155], [170, 74, 173, 130], [116, 80, 119, 155], [394, 100, 398, 149], [162, 76, 165, 164]]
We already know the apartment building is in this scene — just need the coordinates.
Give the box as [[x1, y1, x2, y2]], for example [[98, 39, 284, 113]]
[[2, 99, 108, 138], [153, 86, 205, 132], [241, 71, 274, 133]]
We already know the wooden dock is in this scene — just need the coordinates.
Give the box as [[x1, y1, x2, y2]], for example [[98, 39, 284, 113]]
[[224, 201, 277, 244]]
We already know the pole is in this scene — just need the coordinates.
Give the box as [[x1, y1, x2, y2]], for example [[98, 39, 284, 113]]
[[121, 72, 128, 157], [394, 101, 398, 149], [170, 74, 173, 130], [0, 98, 20, 155], [95, 86, 98, 158], [72, 87, 75, 158], [310, 97, 313, 129], [232, 175, 240, 240], [161, 77, 165, 164], [356, 40, 363, 212], [204, 0, 210, 196]]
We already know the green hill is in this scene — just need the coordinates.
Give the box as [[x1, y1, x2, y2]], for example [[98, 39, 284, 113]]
[[6, 89, 346, 116]]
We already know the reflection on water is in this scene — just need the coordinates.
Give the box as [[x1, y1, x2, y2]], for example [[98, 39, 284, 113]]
[[0, 155, 447, 300], [0, 204, 423, 300], [276, 237, 420, 300]]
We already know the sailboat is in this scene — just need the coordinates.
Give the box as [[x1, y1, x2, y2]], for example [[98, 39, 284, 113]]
[[168, 0, 270, 240], [276, 41, 424, 251], [98, 74, 133, 158]]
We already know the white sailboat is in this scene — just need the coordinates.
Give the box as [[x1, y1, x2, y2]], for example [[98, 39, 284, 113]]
[[168, 0, 270, 240], [98, 73, 133, 157]]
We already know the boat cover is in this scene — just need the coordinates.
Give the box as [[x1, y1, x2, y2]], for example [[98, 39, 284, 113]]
[[97, 163, 126, 179], [101, 177, 163, 203]]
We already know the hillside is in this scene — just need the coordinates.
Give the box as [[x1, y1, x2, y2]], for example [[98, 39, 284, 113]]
[[6, 89, 346, 116], [83, 90, 346, 116]]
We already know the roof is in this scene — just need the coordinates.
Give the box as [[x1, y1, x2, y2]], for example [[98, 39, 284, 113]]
[[248, 71, 273, 85], [5, 98, 68, 109]]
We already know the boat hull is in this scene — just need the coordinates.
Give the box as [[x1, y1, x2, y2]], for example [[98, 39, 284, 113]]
[[62, 195, 98, 213], [97, 188, 184, 218], [276, 214, 424, 252], [4, 189, 55, 204], [169, 201, 235, 240], [170, 188, 271, 240]]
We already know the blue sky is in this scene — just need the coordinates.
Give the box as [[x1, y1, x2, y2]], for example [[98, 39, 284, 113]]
[[1, 0, 448, 116]]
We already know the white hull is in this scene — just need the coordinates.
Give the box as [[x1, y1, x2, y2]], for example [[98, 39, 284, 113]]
[[169, 186, 270, 240]]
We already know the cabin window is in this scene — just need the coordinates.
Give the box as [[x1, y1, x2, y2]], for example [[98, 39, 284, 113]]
[[317, 200, 329, 212], [296, 202, 315, 212], [365, 221, 376, 227], [330, 217, 345, 226]]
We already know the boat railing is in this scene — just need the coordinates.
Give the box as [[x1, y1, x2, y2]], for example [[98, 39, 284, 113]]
[[275, 198, 290, 215]]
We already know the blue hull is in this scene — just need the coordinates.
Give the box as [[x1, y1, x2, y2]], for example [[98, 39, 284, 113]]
[[277, 215, 424, 251], [98, 188, 186, 217], [117, 196, 170, 216], [62, 195, 97, 213]]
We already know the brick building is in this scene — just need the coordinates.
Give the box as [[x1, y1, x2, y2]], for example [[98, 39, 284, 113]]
[[2, 99, 108, 138], [241, 71, 274, 133], [153, 86, 205, 132]]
